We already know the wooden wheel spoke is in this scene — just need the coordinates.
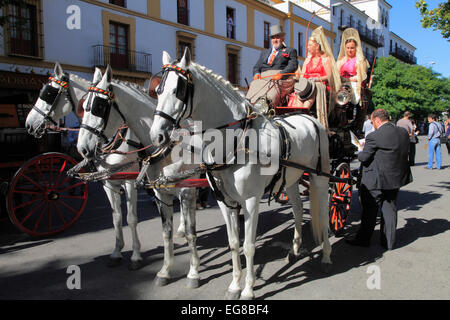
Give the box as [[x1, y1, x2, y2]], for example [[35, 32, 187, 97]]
[[21, 174, 45, 192], [20, 200, 45, 225], [34, 163, 48, 188], [52, 160, 68, 187], [13, 188, 43, 195], [12, 197, 43, 211], [60, 194, 85, 200], [58, 198, 80, 215], [59, 181, 86, 193], [33, 202, 48, 232], [52, 202, 67, 225]]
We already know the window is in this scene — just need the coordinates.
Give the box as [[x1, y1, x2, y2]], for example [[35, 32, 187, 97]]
[[357, 20, 361, 31], [109, 22, 129, 69], [226, 7, 235, 39], [340, 10, 343, 26], [390, 40, 392, 52], [177, 0, 189, 26], [226, 44, 241, 86], [349, 15, 353, 28], [176, 31, 196, 60], [332, 6, 336, 16], [264, 22, 270, 49], [298, 32, 303, 57], [8, 2, 38, 56], [109, 0, 126, 7]]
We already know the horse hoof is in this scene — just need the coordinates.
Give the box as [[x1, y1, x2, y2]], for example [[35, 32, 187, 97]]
[[107, 257, 122, 268], [240, 295, 255, 300], [128, 260, 144, 271], [155, 276, 170, 287], [187, 277, 200, 289], [321, 262, 333, 274], [225, 290, 241, 300], [285, 252, 298, 264]]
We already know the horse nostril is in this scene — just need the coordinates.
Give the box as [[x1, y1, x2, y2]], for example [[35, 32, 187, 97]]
[[157, 134, 165, 145], [81, 148, 88, 156]]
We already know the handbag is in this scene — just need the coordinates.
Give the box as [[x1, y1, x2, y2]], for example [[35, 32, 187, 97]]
[[440, 134, 448, 144]]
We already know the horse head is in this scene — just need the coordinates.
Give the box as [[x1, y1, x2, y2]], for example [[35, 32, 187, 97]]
[[26, 62, 78, 138], [150, 47, 192, 147], [77, 65, 123, 159]]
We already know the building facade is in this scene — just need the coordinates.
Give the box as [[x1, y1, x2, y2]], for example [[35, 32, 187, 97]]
[[287, 0, 417, 65], [0, 0, 416, 130]]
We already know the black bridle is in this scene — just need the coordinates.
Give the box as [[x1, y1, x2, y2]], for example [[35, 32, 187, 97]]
[[154, 64, 194, 129], [80, 85, 126, 143], [33, 75, 76, 126]]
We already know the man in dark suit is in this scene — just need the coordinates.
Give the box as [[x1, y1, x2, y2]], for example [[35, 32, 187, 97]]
[[246, 25, 298, 106], [347, 108, 412, 250]]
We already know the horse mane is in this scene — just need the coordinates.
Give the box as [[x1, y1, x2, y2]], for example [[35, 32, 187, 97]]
[[190, 62, 246, 101], [111, 79, 156, 107], [69, 73, 91, 89]]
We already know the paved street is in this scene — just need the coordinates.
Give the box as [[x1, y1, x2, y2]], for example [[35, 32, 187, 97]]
[[0, 135, 449, 300]]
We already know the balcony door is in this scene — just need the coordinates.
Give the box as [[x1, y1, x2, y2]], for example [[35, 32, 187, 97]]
[[9, 3, 38, 56], [109, 22, 129, 69]]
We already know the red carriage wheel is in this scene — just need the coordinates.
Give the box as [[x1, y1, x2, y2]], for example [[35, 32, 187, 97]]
[[329, 163, 353, 234], [7, 152, 88, 237]]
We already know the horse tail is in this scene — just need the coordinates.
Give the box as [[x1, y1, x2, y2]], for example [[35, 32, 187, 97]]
[[309, 123, 331, 246]]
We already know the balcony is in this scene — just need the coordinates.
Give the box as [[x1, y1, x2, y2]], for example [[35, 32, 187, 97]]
[[338, 19, 383, 48], [390, 47, 417, 65], [92, 45, 152, 73]]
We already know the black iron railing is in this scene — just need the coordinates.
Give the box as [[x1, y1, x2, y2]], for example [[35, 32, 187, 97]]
[[92, 45, 152, 73], [338, 20, 383, 48], [390, 47, 417, 65]]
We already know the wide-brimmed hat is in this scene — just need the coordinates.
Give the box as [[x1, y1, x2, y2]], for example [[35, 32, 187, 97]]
[[270, 25, 285, 37], [294, 78, 316, 100]]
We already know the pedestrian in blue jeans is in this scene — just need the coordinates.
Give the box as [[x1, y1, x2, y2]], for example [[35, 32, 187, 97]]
[[426, 114, 444, 170]]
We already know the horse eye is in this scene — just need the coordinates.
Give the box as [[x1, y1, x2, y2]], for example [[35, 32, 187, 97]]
[[172, 89, 177, 94]]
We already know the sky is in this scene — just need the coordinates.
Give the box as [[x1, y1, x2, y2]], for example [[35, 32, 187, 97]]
[[387, 0, 449, 78]]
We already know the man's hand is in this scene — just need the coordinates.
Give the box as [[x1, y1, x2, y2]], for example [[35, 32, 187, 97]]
[[271, 73, 283, 81], [253, 74, 261, 81]]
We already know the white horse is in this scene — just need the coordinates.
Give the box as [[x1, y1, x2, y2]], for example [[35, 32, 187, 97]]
[[25, 63, 185, 271], [150, 48, 332, 299], [77, 65, 201, 288]]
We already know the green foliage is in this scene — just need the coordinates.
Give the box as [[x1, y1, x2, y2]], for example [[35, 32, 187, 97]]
[[415, 0, 450, 40], [370, 56, 450, 121]]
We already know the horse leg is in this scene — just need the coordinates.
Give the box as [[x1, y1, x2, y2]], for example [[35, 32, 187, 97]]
[[218, 201, 242, 300], [124, 180, 143, 270], [154, 189, 174, 286], [179, 188, 200, 288], [176, 202, 186, 238], [285, 182, 307, 262], [241, 196, 261, 300], [103, 181, 124, 267]]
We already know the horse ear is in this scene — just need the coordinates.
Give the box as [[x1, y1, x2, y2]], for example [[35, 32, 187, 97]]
[[54, 62, 63, 78], [179, 47, 191, 68], [162, 51, 171, 65], [105, 65, 112, 84], [93, 68, 103, 85]]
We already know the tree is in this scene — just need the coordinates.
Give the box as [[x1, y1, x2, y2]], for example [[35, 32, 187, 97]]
[[371, 56, 450, 121], [415, 0, 450, 40]]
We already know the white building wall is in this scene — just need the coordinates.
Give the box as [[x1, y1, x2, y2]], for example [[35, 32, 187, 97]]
[[214, 0, 247, 42], [190, 0, 205, 31], [253, 10, 280, 48], [43, 0, 103, 67], [160, 0, 178, 24]]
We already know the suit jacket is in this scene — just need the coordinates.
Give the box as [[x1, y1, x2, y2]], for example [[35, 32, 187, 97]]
[[358, 122, 412, 190], [253, 45, 298, 76]]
